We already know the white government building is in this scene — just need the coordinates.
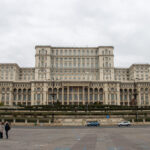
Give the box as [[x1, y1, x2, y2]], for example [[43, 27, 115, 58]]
[[0, 45, 150, 106]]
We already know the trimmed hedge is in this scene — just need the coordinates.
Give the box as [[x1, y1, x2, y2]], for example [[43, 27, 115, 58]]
[[39, 119, 49, 123], [0, 111, 149, 116], [134, 118, 143, 122], [16, 118, 25, 123], [145, 118, 150, 122], [27, 118, 37, 123], [1, 104, 150, 112]]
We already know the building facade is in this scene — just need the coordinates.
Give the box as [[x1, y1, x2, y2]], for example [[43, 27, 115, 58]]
[[0, 45, 150, 106]]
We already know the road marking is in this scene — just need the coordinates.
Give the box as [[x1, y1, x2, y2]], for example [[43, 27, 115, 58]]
[[139, 145, 150, 149], [54, 148, 70, 150], [108, 147, 122, 150], [76, 137, 80, 141], [33, 144, 48, 147]]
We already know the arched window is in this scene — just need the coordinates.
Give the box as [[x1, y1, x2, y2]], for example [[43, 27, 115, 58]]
[[23, 89, 26, 93], [37, 88, 41, 92]]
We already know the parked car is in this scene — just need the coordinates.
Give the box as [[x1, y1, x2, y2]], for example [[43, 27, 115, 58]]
[[118, 121, 131, 127], [86, 121, 100, 126]]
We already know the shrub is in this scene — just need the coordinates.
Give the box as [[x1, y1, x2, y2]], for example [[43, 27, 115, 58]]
[[39, 119, 49, 123], [134, 118, 143, 122], [145, 118, 150, 122], [28, 118, 37, 123], [16, 118, 25, 123], [0, 103, 4, 107]]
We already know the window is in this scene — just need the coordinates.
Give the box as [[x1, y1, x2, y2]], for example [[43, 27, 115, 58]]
[[78, 50, 80, 55], [74, 94, 78, 100], [94, 94, 98, 101], [111, 94, 114, 100], [100, 94, 103, 101], [82, 50, 85, 55], [69, 50, 72, 55], [37, 94, 40, 100], [2, 94, 5, 101], [23, 95, 26, 101], [69, 94, 72, 100], [65, 50, 67, 55], [105, 49, 108, 54], [56, 50, 58, 55], [79, 94, 82, 100], [90, 94, 93, 100]]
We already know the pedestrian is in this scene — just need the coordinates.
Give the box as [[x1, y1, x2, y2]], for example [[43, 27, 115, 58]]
[[0, 122, 4, 139], [5, 121, 11, 139]]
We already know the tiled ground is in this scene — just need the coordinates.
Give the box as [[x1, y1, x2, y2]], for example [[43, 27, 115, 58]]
[[0, 126, 150, 150]]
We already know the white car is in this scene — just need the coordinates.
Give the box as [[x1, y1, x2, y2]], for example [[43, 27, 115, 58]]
[[118, 121, 131, 127]]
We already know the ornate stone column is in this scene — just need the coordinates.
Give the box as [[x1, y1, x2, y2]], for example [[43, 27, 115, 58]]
[[67, 86, 69, 105], [16, 90, 18, 105], [143, 92, 146, 106], [43, 83, 47, 105], [104, 83, 108, 105], [88, 87, 90, 104], [25, 91, 27, 106], [62, 86, 64, 105], [78, 87, 79, 105], [0, 88, 1, 104], [4, 93, 6, 105], [127, 89, 130, 106], [93, 88, 95, 104], [98, 88, 100, 103], [148, 88, 150, 106], [31, 83, 35, 105], [9, 85, 13, 106], [21, 89, 23, 105], [82, 86, 85, 105], [137, 87, 141, 106]]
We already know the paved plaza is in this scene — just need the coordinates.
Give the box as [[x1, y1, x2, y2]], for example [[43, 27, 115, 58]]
[[0, 126, 150, 150]]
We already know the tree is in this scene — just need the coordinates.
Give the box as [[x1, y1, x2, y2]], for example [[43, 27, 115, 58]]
[[0, 102, 4, 106]]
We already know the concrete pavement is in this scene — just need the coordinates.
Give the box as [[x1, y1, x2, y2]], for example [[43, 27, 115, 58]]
[[0, 126, 150, 150]]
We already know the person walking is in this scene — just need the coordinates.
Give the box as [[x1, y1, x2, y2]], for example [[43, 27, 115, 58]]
[[5, 121, 11, 139], [0, 122, 4, 139]]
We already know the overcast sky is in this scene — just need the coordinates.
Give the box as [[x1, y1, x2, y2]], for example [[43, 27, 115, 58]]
[[0, 0, 150, 68]]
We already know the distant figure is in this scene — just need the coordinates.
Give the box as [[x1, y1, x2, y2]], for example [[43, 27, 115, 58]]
[[0, 122, 4, 139], [5, 122, 11, 139]]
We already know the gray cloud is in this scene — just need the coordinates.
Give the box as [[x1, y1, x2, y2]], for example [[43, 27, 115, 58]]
[[0, 0, 150, 67]]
